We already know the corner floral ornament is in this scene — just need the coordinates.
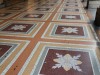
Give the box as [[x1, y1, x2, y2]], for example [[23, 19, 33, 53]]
[[52, 53, 82, 72]]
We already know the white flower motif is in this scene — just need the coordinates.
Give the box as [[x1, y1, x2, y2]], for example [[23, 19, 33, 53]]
[[10, 25, 26, 30], [65, 15, 76, 19], [67, 9, 76, 11], [61, 27, 78, 34], [28, 15, 39, 17], [52, 53, 82, 72]]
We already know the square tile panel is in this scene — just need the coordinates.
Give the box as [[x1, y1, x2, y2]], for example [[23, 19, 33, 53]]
[[52, 13, 89, 22], [63, 1, 82, 4], [0, 20, 44, 38], [28, 7, 55, 12], [65, 1, 78, 3], [47, 0, 60, 3], [61, 3, 83, 8], [14, 2, 33, 7], [0, 6, 30, 12], [57, 7, 86, 13], [0, 12, 20, 19], [64, 0, 81, 2], [0, 39, 29, 75], [13, 12, 51, 21], [41, 3, 56, 7], [42, 22, 95, 41], [8, 7, 23, 10], [24, 14, 44, 18], [18, 42, 100, 75]]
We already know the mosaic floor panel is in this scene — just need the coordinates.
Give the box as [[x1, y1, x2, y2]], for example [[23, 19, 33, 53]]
[[40, 3, 58, 7], [18, 42, 100, 75], [0, 39, 29, 75], [13, 12, 51, 21], [0, 5, 31, 12], [42, 22, 95, 41], [63, 1, 82, 4], [0, 0, 100, 75], [0, 12, 20, 19], [64, 0, 81, 2], [61, 3, 83, 8], [57, 7, 86, 13], [0, 20, 44, 37], [28, 7, 56, 12], [52, 13, 89, 23], [0, 21, 44, 37], [34, 3, 59, 7]]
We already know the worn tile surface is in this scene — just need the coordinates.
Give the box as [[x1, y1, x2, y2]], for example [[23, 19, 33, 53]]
[[0, 0, 100, 75]]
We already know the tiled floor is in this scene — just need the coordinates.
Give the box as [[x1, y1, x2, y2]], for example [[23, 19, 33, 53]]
[[0, 0, 100, 75]]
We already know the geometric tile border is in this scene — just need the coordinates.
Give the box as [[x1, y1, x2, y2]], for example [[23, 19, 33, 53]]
[[61, 3, 83, 8], [52, 13, 89, 23], [0, 20, 44, 38], [57, 7, 86, 13], [13, 12, 52, 21], [63, 0, 81, 3], [0, 12, 20, 19], [42, 22, 96, 41], [1, 6, 29, 12], [18, 42, 100, 75], [40, 3, 58, 7], [0, 39, 29, 75], [62, 1, 82, 4], [28, 7, 56, 12]]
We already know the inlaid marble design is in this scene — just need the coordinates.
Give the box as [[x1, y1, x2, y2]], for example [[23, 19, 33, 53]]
[[64, 0, 80, 3], [8, 7, 23, 10], [0, 12, 20, 19], [63, 0, 82, 5], [32, 7, 55, 12], [63, 1, 80, 4], [0, 21, 44, 37], [18, 42, 100, 75], [47, 0, 60, 3], [24, 14, 44, 18], [0, 39, 29, 75], [61, 3, 83, 7], [41, 4, 56, 6], [0, 0, 100, 75], [0, 43, 17, 63], [7, 5, 32, 11], [13, 12, 51, 21], [35, 8, 50, 11], [57, 7, 86, 13], [0, 6, 29, 12], [55, 26, 84, 36], [52, 13, 89, 22], [42, 22, 95, 41]]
